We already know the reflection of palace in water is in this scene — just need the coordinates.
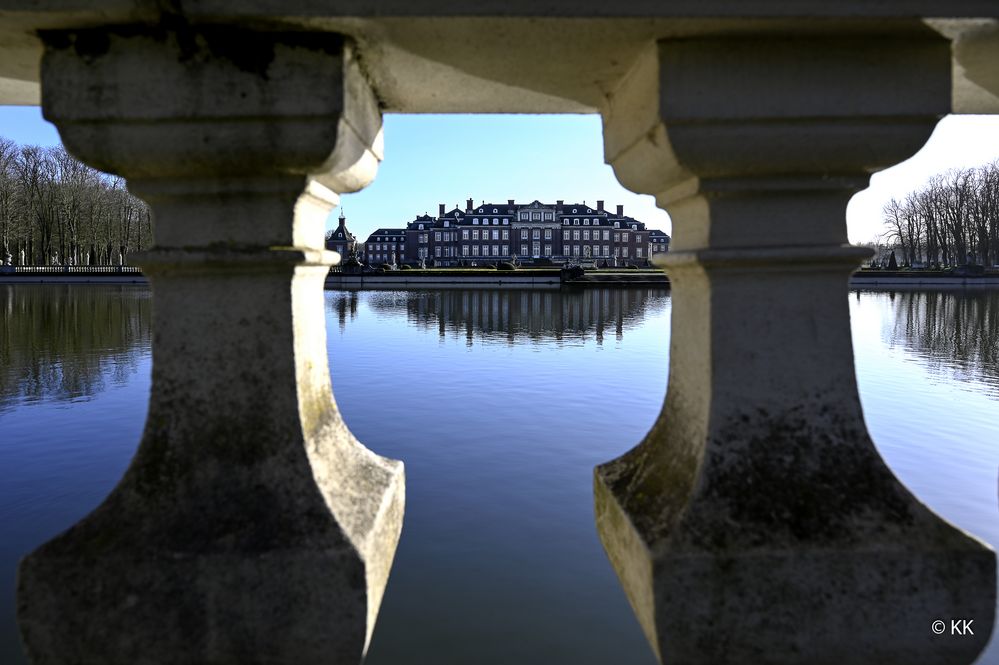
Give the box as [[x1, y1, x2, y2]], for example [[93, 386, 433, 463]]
[[0, 285, 151, 411], [330, 288, 670, 345], [879, 290, 999, 388]]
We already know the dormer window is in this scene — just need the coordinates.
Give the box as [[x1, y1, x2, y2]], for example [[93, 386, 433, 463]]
[[418, 225, 424, 230], [478, 208, 483, 213], [473, 218, 478, 224], [572, 208, 577, 213], [493, 208, 498, 213]]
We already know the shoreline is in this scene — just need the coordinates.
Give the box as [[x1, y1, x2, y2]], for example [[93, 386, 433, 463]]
[[3, 268, 999, 290]]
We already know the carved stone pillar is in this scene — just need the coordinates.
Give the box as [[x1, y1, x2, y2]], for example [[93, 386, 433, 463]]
[[599, 34, 995, 664], [17, 26, 403, 664]]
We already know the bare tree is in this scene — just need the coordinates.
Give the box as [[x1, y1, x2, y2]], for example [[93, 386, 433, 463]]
[[0, 137, 17, 261], [0, 136, 153, 265], [881, 162, 999, 268]]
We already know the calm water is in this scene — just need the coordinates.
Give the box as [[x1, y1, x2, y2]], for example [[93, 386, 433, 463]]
[[1, 285, 997, 664]]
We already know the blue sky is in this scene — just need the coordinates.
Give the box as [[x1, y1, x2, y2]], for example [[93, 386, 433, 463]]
[[3, 106, 998, 244]]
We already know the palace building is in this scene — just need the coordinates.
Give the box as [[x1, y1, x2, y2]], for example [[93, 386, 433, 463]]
[[353, 199, 670, 267], [649, 229, 670, 258], [363, 228, 405, 266], [324, 212, 357, 260]]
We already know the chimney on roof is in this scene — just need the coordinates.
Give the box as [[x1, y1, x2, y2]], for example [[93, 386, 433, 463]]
[[466, 198, 473, 212], [556, 199, 564, 209], [616, 204, 624, 216], [508, 199, 514, 206], [438, 203, 445, 216], [597, 200, 604, 211]]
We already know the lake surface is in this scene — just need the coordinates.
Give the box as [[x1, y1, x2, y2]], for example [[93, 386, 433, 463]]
[[1, 285, 997, 664]]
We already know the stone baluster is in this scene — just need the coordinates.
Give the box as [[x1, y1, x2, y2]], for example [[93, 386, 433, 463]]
[[598, 35, 995, 664], [17, 26, 403, 664]]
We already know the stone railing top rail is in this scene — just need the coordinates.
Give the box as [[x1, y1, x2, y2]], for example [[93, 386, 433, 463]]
[[0, 1, 997, 17], [2, 7, 997, 112]]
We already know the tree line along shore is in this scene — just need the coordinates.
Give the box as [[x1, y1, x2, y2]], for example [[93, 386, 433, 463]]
[[3, 135, 997, 270], [875, 161, 999, 269], [0, 137, 152, 267]]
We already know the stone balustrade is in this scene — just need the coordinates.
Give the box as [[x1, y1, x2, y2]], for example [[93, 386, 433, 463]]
[[1, 5, 997, 664]]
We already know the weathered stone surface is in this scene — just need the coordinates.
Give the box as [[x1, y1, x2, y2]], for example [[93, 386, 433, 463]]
[[597, 36, 996, 664], [3, 8, 999, 113], [17, 27, 402, 664]]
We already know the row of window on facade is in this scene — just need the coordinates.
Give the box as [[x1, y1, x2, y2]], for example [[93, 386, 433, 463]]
[[407, 244, 645, 258], [429, 216, 639, 229], [414, 229, 636, 243], [368, 242, 652, 257]]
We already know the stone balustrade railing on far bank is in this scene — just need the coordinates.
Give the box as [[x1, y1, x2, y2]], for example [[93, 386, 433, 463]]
[[0, 265, 145, 283]]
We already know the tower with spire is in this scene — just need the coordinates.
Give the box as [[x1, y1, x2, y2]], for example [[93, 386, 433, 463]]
[[325, 210, 357, 262]]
